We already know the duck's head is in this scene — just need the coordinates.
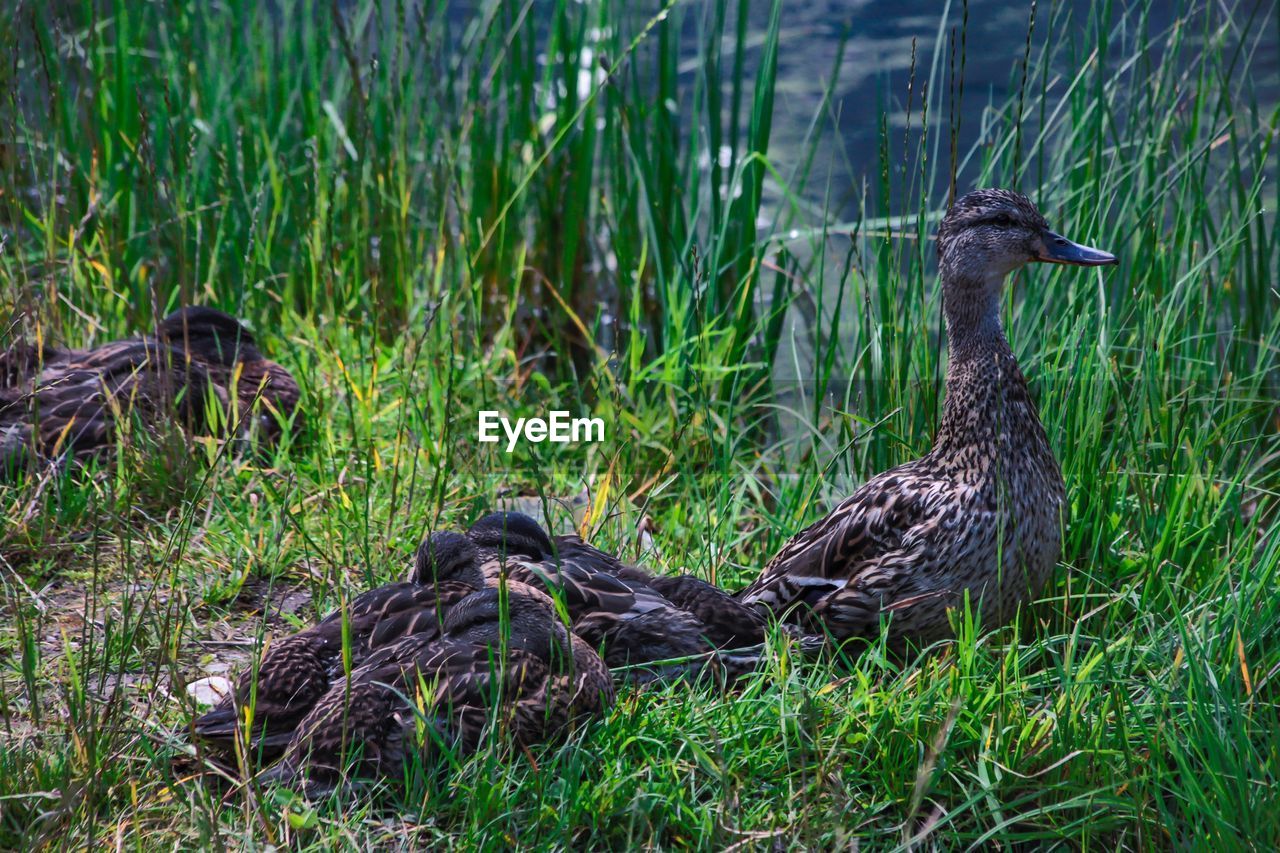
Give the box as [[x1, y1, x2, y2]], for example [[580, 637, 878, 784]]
[[936, 189, 1117, 294], [467, 511, 554, 560], [411, 531, 483, 587], [444, 584, 572, 662], [158, 306, 261, 366]]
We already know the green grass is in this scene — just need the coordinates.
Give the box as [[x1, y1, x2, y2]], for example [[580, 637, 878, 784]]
[[2, 0, 1278, 847]]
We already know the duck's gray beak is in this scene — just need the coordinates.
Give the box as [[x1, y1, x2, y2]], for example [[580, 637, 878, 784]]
[[1035, 230, 1118, 266]]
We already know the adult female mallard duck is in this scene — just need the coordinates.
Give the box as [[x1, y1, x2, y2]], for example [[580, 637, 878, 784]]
[[0, 306, 300, 475], [192, 532, 483, 756], [737, 189, 1117, 651], [257, 581, 613, 795], [465, 511, 777, 676]]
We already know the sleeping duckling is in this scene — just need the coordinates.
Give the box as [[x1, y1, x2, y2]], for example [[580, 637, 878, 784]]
[[257, 581, 613, 796], [0, 306, 299, 476], [466, 512, 778, 678], [192, 532, 482, 758]]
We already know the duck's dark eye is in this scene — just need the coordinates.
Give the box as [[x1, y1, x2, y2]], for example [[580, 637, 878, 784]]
[[992, 214, 1014, 227]]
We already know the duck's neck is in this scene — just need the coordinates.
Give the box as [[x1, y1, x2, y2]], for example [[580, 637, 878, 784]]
[[933, 269, 1042, 458], [941, 271, 1010, 363]]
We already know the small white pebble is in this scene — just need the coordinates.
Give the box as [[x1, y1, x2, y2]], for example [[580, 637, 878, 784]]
[[186, 676, 234, 707]]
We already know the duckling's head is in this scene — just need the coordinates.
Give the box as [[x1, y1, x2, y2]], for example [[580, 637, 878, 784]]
[[443, 584, 572, 662], [411, 531, 483, 587], [467, 511, 555, 560], [936, 189, 1116, 294]]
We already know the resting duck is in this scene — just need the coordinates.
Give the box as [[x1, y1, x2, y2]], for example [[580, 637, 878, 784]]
[[738, 189, 1117, 651], [257, 581, 613, 795], [0, 306, 299, 475], [192, 532, 482, 757], [465, 512, 776, 677]]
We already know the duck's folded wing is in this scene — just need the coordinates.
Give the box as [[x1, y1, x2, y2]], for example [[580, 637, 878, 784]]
[[265, 637, 547, 789], [191, 632, 332, 752], [737, 470, 944, 615], [647, 574, 770, 648], [492, 553, 640, 625], [332, 579, 476, 651], [24, 341, 225, 454], [551, 535, 628, 571], [192, 581, 476, 756]]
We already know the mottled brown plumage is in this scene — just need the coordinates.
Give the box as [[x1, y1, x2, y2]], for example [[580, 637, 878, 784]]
[[0, 306, 300, 476], [192, 532, 482, 756], [258, 582, 613, 795], [639, 573, 771, 649], [738, 189, 1117, 650], [465, 512, 773, 677]]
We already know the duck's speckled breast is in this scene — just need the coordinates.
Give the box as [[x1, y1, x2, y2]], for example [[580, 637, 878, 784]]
[[931, 348, 1066, 626]]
